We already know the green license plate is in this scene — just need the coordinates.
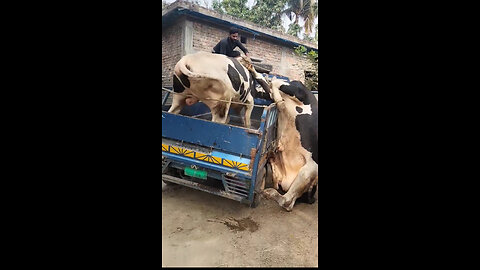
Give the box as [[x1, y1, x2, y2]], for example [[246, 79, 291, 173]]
[[184, 167, 207, 180]]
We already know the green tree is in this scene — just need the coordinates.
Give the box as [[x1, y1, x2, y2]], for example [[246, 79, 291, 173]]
[[295, 45, 318, 91], [303, 35, 314, 42], [212, 0, 250, 19], [248, 0, 288, 31], [212, 0, 287, 31], [281, 0, 317, 36], [287, 23, 301, 37]]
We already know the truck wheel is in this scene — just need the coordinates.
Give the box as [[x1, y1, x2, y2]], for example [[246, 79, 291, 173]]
[[251, 165, 267, 208], [255, 166, 266, 192], [162, 167, 178, 186], [250, 192, 261, 208]]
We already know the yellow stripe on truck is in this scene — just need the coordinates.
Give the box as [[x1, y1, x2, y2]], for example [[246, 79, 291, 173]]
[[162, 144, 250, 171]]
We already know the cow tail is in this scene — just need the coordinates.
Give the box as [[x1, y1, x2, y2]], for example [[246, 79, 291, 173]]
[[178, 60, 216, 81], [178, 61, 196, 78]]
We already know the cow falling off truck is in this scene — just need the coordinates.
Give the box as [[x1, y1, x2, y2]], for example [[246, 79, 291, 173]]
[[261, 79, 318, 211]]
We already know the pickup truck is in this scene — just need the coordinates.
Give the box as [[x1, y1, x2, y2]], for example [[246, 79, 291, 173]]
[[162, 74, 317, 207]]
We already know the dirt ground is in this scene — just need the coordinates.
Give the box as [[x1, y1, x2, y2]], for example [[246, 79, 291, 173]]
[[162, 182, 318, 267]]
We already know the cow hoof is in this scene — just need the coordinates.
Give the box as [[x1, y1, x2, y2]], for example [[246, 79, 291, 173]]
[[262, 188, 279, 199], [282, 200, 295, 212]]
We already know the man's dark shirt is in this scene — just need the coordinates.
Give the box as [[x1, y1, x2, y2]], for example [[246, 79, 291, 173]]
[[212, 37, 248, 57]]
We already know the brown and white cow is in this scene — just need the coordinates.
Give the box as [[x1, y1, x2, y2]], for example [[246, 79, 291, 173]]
[[168, 51, 270, 128], [262, 79, 318, 211]]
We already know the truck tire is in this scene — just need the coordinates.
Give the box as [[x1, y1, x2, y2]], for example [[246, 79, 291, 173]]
[[162, 166, 179, 186], [250, 165, 266, 208], [250, 192, 261, 208], [255, 166, 266, 191]]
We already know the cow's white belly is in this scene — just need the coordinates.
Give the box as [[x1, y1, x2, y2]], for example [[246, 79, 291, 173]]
[[187, 77, 235, 101]]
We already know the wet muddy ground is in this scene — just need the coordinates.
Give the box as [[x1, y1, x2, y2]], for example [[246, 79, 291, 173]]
[[162, 182, 318, 267]]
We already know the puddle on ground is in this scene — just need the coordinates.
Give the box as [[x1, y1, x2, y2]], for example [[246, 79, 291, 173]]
[[208, 217, 259, 232]]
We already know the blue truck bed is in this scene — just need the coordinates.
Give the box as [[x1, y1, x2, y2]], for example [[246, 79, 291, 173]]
[[161, 90, 278, 207]]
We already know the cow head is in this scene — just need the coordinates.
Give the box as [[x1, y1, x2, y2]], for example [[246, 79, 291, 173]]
[[269, 79, 317, 106]]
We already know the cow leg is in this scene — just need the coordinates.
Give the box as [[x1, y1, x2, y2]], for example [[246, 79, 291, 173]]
[[211, 100, 232, 124], [280, 160, 318, 211], [263, 159, 318, 211], [220, 101, 232, 124], [262, 188, 283, 204], [244, 95, 254, 128], [230, 104, 244, 126], [167, 94, 185, 114]]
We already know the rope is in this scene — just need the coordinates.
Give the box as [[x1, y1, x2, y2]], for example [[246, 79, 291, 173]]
[[162, 87, 270, 108]]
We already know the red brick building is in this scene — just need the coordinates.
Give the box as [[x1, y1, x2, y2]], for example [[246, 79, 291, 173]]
[[162, 0, 318, 87]]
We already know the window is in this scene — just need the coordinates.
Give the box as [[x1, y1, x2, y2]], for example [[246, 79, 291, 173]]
[[240, 36, 247, 44]]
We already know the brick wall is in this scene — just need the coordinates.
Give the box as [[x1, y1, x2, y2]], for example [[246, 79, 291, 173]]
[[162, 17, 316, 86], [190, 20, 314, 83], [245, 36, 315, 82], [162, 21, 183, 87], [192, 21, 226, 53]]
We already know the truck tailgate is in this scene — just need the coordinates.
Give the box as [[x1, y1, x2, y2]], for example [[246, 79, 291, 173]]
[[162, 112, 261, 157]]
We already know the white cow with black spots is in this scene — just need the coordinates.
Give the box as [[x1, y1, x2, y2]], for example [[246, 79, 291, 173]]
[[261, 79, 318, 211], [167, 51, 270, 128]]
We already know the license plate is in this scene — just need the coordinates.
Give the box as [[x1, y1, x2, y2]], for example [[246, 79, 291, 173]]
[[184, 167, 207, 180]]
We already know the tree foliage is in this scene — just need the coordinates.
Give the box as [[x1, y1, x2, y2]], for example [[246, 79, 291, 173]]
[[213, 0, 250, 18], [281, 0, 317, 37], [295, 45, 318, 91], [212, 0, 288, 32], [211, 0, 318, 37], [287, 23, 301, 37], [212, 0, 223, 13], [248, 0, 288, 32]]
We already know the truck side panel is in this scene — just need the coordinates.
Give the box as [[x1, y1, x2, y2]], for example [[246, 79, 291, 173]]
[[162, 112, 261, 157]]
